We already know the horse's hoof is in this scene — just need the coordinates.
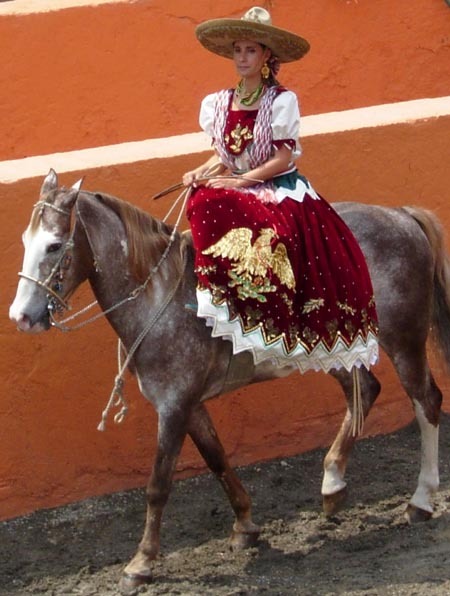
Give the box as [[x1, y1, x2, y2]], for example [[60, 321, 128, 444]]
[[322, 487, 348, 517], [405, 503, 433, 523], [118, 571, 153, 596], [230, 523, 261, 550]]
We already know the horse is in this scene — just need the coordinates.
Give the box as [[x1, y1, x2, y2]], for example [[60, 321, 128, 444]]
[[9, 169, 450, 595]]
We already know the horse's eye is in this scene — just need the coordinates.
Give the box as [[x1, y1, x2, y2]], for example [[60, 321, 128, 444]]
[[47, 242, 62, 254]]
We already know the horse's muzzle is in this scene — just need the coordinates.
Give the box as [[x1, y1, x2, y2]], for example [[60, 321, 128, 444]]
[[10, 309, 51, 334]]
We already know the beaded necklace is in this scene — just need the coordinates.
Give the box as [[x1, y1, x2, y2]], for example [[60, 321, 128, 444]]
[[235, 79, 265, 107]]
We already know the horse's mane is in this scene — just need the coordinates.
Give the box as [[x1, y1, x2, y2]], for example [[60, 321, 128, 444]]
[[91, 192, 186, 284], [29, 205, 42, 233]]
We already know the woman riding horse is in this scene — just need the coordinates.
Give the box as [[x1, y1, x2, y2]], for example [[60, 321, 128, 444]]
[[183, 7, 379, 378]]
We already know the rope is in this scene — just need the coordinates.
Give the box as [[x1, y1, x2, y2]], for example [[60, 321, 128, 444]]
[[50, 188, 189, 331], [33, 200, 71, 217], [96, 269, 184, 431], [96, 188, 191, 430], [51, 172, 258, 428], [97, 170, 263, 427], [152, 171, 263, 201]]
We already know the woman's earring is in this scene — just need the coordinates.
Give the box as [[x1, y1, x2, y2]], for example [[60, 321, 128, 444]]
[[261, 63, 270, 80]]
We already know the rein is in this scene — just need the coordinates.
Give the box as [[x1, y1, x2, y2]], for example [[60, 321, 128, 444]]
[[19, 270, 72, 311], [64, 168, 258, 328], [96, 189, 191, 431], [25, 173, 250, 430], [23, 190, 190, 430], [49, 189, 189, 331], [97, 247, 187, 431]]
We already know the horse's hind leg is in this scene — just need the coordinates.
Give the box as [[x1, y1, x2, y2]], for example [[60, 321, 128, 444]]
[[187, 402, 261, 549], [390, 348, 442, 522], [322, 367, 381, 516]]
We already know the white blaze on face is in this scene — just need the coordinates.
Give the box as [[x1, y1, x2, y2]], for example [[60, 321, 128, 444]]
[[9, 222, 61, 332]]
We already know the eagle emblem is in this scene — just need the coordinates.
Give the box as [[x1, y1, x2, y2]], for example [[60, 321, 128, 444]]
[[202, 227, 296, 290]]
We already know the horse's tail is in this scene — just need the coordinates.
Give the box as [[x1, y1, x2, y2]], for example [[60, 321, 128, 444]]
[[403, 206, 450, 371]]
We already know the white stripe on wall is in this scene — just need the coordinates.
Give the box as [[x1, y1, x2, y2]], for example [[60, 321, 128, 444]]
[[0, 96, 448, 184], [0, 0, 129, 16], [300, 96, 449, 136]]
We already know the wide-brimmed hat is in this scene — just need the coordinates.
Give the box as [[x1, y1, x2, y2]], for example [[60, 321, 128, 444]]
[[196, 6, 310, 63]]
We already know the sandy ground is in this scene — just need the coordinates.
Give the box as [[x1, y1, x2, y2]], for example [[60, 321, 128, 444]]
[[1, 414, 450, 596]]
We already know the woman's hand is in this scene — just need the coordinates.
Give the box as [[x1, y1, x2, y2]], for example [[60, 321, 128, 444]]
[[205, 177, 251, 189], [182, 168, 204, 187], [182, 155, 226, 187], [204, 145, 293, 190]]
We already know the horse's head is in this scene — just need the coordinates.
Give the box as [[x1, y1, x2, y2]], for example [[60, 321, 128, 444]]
[[9, 169, 85, 333]]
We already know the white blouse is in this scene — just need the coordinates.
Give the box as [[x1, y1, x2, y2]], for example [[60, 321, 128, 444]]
[[198, 89, 317, 204], [199, 89, 302, 160]]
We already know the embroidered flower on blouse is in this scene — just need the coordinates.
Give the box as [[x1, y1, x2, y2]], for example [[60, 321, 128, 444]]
[[225, 123, 253, 154]]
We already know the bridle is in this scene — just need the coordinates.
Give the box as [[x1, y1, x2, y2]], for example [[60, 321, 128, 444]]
[[18, 199, 75, 313], [18, 189, 190, 430], [18, 195, 174, 329]]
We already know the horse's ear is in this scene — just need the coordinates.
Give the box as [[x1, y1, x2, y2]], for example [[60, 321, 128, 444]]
[[40, 169, 58, 197], [61, 188, 80, 211], [71, 177, 84, 192]]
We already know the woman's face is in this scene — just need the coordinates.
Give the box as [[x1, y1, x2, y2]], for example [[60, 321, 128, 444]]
[[232, 40, 271, 79]]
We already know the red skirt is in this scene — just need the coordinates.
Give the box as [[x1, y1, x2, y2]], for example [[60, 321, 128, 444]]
[[186, 186, 378, 373]]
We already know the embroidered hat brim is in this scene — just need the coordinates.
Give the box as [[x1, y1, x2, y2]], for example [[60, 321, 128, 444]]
[[196, 18, 310, 63]]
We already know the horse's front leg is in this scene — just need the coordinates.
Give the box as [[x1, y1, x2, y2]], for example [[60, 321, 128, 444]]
[[322, 368, 381, 516], [187, 402, 260, 549], [119, 408, 188, 596]]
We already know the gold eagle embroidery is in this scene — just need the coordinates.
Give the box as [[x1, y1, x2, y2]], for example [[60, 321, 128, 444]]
[[202, 227, 296, 290]]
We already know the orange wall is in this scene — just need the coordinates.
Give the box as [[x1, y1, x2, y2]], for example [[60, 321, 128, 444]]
[[0, 0, 448, 160], [1, 0, 450, 520]]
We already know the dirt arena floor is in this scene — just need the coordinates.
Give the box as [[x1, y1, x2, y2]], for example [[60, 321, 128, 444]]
[[2, 413, 450, 596]]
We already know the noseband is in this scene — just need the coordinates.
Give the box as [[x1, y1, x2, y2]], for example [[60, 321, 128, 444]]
[[18, 199, 75, 313]]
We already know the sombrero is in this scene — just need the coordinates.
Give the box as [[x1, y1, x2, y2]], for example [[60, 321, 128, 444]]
[[196, 6, 310, 63]]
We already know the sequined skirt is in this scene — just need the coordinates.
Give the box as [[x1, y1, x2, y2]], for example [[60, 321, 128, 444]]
[[186, 184, 379, 373]]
